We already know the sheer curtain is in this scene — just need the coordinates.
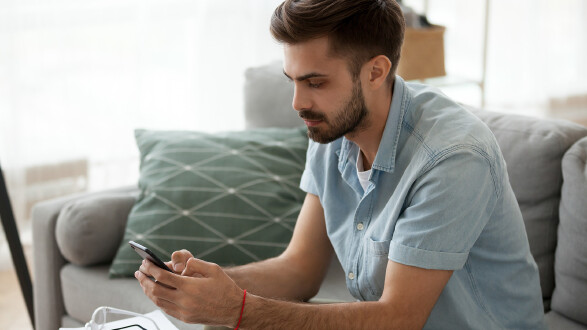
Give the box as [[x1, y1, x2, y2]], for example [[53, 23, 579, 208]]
[[404, 0, 587, 115], [1, 0, 284, 183], [0, 0, 284, 268]]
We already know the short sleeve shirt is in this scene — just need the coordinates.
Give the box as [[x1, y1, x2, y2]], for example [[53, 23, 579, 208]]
[[300, 76, 546, 329]]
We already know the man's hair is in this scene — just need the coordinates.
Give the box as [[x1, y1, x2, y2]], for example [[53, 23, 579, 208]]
[[270, 0, 405, 83]]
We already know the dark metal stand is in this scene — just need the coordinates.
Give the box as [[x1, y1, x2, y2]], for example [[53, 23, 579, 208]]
[[0, 162, 35, 328]]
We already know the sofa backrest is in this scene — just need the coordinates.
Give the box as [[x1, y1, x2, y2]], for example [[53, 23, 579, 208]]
[[464, 107, 587, 309], [244, 62, 297, 130], [243, 62, 587, 320], [552, 137, 587, 324]]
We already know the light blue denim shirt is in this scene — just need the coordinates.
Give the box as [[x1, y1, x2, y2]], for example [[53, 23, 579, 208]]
[[300, 76, 546, 329]]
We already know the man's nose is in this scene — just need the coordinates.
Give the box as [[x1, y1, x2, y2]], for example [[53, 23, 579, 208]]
[[292, 86, 311, 111]]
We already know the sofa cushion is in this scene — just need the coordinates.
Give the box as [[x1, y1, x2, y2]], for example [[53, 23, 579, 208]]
[[109, 127, 308, 277], [61, 264, 204, 329], [545, 310, 587, 330], [466, 108, 587, 302], [56, 193, 136, 266], [551, 137, 587, 324], [244, 61, 296, 129]]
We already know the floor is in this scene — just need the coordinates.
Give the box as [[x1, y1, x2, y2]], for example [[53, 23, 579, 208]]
[[0, 270, 33, 330]]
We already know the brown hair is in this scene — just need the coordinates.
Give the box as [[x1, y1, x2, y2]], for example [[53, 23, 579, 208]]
[[270, 0, 405, 83]]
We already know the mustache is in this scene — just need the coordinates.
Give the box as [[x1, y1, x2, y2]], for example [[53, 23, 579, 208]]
[[298, 110, 325, 121]]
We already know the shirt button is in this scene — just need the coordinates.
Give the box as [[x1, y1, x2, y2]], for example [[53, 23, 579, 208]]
[[356, 222, 364, 231], [348, 272, 355, 280]]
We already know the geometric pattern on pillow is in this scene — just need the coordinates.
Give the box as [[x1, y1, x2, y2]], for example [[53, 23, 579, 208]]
[[109, 126, 308, 277]]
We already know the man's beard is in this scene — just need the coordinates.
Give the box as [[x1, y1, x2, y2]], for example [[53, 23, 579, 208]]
[[298, 80, 369, 144]]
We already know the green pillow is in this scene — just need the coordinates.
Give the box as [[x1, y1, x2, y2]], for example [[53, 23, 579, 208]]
[[109, 127, 308, 277]]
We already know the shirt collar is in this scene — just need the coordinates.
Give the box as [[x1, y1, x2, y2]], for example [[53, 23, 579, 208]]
[[338, 75, 407, 174]]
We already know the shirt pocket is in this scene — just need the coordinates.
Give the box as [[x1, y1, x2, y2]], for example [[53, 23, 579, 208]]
[[361, 237, 391, 298]]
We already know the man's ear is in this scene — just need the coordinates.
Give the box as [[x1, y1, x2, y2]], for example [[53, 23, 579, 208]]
[[365, 55, 392, 89]]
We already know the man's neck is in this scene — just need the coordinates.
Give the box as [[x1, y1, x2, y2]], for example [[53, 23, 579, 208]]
[[346, 89, 393, 171]]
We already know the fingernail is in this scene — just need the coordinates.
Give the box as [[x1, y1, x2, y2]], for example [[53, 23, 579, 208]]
[[134, 271, 139, 278], [174, 263, 181, 271]]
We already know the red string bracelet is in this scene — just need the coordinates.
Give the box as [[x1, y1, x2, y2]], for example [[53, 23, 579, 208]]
[[235, 289, 247, 330]]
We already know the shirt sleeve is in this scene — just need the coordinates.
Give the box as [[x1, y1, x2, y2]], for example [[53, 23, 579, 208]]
[[299, 140, 320, 196], [388, 148, 501, 270]]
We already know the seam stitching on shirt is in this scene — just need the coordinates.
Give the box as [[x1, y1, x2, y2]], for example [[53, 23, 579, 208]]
[[354, 185, 377, 299], [402, 120, 434, 158], [364, 195, 380, 298], [465, 260, 504, 327], [420, 145, 501, 199], [389, 85, 410, 170], [353, 238, 367, 301], [373, 82, 412, 172]]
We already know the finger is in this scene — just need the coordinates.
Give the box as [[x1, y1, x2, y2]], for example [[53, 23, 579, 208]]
[[135, 268, 179, 305], [139, 262, 151, 276], [164, 261, 180, 274], [143, 259, 183, 289], [171, 249, 194, 273], [135, 271, 182, 315], [138, 260, 165, 278], [182, 257, 220, 278], [135, 269, 157, 293]]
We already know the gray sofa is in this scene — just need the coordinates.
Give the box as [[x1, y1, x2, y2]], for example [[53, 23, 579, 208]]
[[33, 63, 587, 329]]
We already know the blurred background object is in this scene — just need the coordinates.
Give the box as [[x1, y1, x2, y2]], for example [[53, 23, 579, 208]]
[[0, 162, 34, 327], [397, 23, 447, 81]]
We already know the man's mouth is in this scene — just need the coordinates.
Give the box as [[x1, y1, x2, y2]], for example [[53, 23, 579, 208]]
[[303, 119, 322, 127], [298, 110, 324, 127]]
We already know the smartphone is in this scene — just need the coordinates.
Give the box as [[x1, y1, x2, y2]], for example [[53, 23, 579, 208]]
[[129, 240, 172, 272]]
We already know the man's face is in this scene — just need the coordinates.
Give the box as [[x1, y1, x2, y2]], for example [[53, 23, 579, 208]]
[[283, 37, 369, 144]]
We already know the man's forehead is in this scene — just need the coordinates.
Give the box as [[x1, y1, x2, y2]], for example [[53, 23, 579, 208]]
[[283, 38, 347, 79]]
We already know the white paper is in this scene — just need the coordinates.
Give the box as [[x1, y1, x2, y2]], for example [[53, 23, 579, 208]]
[[59, 309, 178, 330]]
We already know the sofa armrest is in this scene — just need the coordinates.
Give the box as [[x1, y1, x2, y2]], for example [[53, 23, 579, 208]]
[[55, 191, 138, 266], [32, 186, 138, 330]]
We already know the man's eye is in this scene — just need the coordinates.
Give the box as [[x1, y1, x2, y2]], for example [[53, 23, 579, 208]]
[[308, 82, 322, 88]]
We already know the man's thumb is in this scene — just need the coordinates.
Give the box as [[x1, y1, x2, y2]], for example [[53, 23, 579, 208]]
[[182, 257, 216, 278]]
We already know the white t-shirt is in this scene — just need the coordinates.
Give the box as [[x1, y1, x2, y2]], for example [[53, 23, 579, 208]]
[[356, 149, 372, 192]]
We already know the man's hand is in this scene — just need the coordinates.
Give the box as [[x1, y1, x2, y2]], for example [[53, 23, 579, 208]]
[[135, 258, 244, 327], [162, 249, 195, 274]]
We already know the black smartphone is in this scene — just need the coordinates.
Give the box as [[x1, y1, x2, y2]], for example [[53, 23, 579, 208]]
[[129, 240, 172, 272]]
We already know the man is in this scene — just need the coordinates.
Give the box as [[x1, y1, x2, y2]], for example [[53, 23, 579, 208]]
[[135, 0, 547, 328]]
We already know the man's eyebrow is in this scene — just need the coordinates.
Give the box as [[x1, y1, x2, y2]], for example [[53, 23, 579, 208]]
[[283, 70, 328, 82]]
